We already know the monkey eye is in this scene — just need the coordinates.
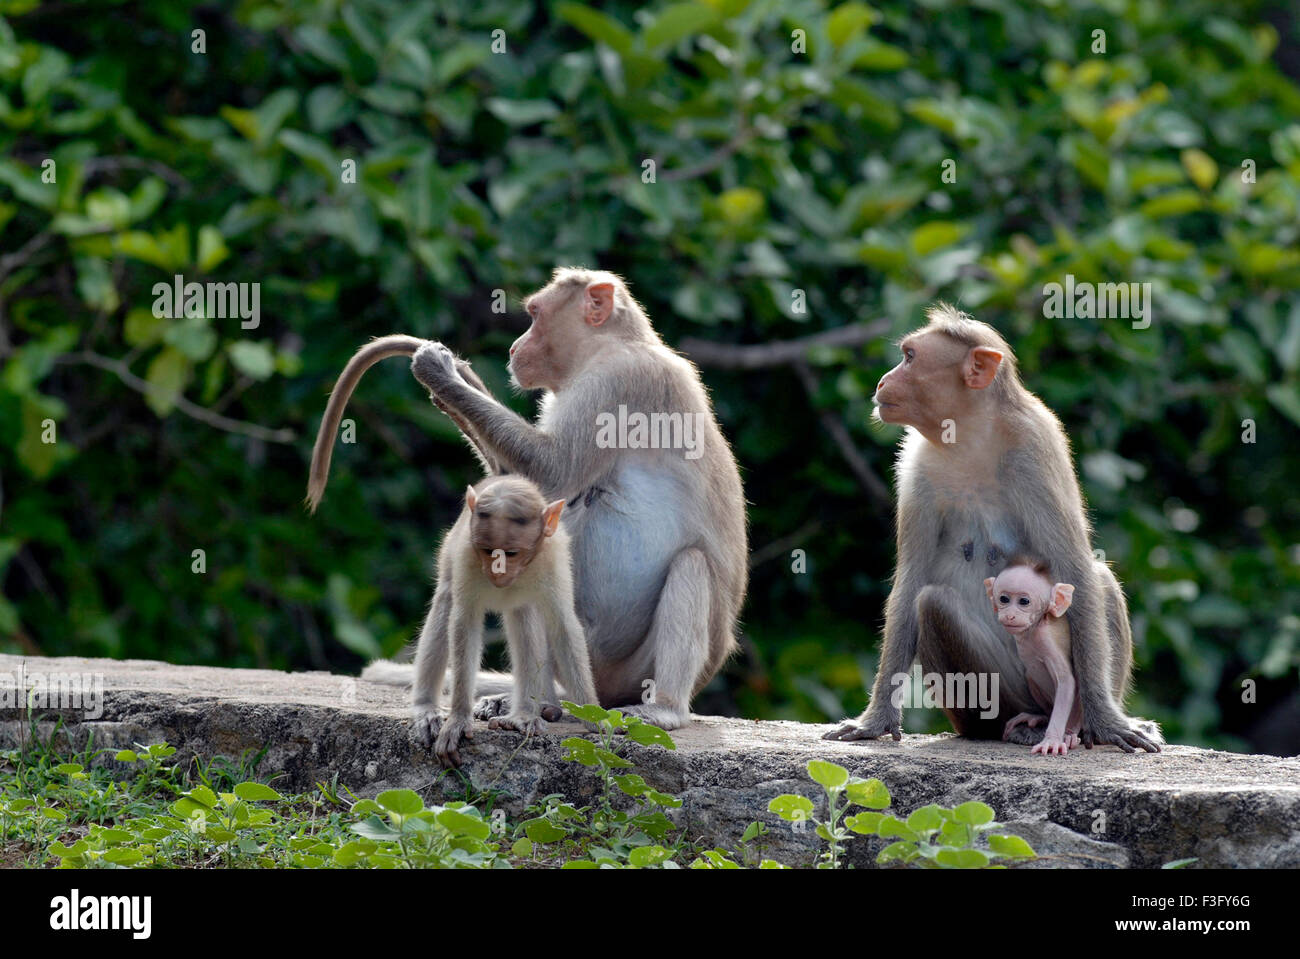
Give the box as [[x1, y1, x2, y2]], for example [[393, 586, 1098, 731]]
[[504, 550, 519, 557], [904, 348, 915, 364], [1018, 598, 1030, 606], [999, 595, 1009, 604]]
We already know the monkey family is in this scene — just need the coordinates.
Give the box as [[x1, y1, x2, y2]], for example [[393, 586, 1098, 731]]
[[309, 271, 1161, 762]]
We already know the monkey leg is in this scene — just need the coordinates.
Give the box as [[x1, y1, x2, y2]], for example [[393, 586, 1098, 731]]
[[410, 583, 453, 749], [914, 585, 1027, 740], [615, 548, 711, 731], [1096, 561, 1133, 703]]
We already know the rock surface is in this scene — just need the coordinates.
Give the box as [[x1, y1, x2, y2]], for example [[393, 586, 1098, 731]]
[[2, 654, 1298, 868]]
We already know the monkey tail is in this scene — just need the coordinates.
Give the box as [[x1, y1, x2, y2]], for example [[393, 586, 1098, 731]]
[[306, 335, 425, 512]]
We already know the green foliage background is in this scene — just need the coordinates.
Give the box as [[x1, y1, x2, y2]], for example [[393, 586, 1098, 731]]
[[1, 0, 1297, 752]]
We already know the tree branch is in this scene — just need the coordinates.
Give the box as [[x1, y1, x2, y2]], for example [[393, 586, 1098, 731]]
[[679, 318, 892, 370], [790, 359, 891, 507], [65, 351, 296, 444]]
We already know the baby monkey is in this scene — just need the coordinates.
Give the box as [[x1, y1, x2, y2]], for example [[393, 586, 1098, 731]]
[[985, 559, 1080, 756], [413, 474, 599, 767]]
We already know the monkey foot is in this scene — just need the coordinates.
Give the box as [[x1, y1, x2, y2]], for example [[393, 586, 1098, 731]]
[[433, 714, 475, 769], [473, 693, 510, 720], [1081, 720, 1162, 753], [822, 713, 901, 742], [488, 714, 546, 737], [410, 706, 442, 750], [1003, 723, 1046, 746], [616, 703, 689, 731], [1002, 712, 1047, 740]]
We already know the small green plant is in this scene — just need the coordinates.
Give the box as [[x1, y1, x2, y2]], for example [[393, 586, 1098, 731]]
[[517, 703, 686, 868], [768, 760, 1037, 869]]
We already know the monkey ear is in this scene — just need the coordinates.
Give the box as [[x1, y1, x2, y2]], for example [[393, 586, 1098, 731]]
[[585, 282, 615, 327], [465, 485, 478, 512], [1050, 583, 1074, 617], [541, 499, 565, 536], [964, 347, 1003, 390], [983, 577, 996, 600]]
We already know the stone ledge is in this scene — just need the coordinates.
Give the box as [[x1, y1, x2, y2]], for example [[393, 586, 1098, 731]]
[[2, 654, 1297, 868]]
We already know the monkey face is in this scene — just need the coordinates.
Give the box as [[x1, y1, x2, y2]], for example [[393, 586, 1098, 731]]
[[988, 567, 1053, 633], [873, 332, 968, 431], [466, 480, 565, 588]]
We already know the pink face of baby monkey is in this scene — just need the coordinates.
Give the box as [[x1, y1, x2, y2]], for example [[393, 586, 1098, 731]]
[[986, 565, 1073, 634]]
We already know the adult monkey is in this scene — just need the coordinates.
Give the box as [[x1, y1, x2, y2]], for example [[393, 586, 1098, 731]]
[[311, 268, 747, 730], [824, 305, 1161, 752]]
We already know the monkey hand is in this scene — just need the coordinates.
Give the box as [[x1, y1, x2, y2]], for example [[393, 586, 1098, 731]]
[[410, 705, 442, 750], [1031, 735, 1072, 756], [822, 709, 901, 742], [488, 713, 546, 737], [1080, 716, 1162, 753], [434, 713, 475, 768], [411, 342, 460, 391]]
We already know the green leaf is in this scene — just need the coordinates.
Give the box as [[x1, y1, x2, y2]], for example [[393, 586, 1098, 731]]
[[806, 759, 849, 789], [233, 782, 282, 802], [951, 801, 995, 826], [437, 808, 491, 839], [906, 805, 945, 834], [876, 841, 919, 864], [163, 318, 217, 362], [1180, 149, 1218, 190], [196, 225, 229, 272], [55, 763, 83, 775], [642, 3, 720, 51], [114, 750, 139, 762], [624, 722, 676, 749], [561, 701, 611, 724], [935, 847, 989, 868], [1138, 189, 1202, 218], [845, 811, 884, 834], [628, 845, 672, 867], [227, 341, 276, 380], [523, 818, 567, 843], [141, 348, 189, 417], [511, 837, 533, 857], [1161, 857, 1198, 870], [556, 4, 635, 55], [987, 833, 1036, 858], [376, 789, 423, 816], [767, 794, 814, 822], [911, 221, 968, 256], [845, 777, 890, 808], [485, 98, 560, 126], [877, 816, 918, 841], [718, 187, 764, 225], [827, 2, 877, 47]]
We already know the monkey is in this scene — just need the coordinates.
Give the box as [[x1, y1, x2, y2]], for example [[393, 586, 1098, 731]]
[[824, 304, 1162, 752], [413, 473, 600, 768], [310, 268, 747, 731], [984, 559, 1081, 756]]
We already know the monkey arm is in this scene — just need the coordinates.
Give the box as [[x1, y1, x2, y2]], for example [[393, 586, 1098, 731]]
[[413, 343, 587, 494]]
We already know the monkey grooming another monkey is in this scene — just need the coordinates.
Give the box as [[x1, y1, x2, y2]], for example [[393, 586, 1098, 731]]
[[985, 560, 1080, 756], [310, 268, 747, 732], [824, 304, 1161, 752], [414, 474, 599, 768]]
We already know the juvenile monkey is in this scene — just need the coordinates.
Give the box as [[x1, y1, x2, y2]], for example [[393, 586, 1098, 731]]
[[310, 268, 747, 731], [825, 304, 1161, 752], [985, 560, 1080, 756], [414, 474, 599, 768]]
